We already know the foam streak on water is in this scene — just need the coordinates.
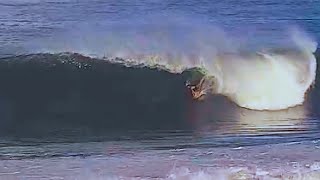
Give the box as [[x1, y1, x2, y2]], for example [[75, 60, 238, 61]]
[[0, 140, 320, 180]]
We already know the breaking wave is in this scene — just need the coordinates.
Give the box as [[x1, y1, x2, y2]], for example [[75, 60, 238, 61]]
[[0, 47, 318, 118], [117, 32, 318, 111], [12, 18, 316, 111], [138, 31, 317, 111], [0, 33, 319, 136], [28, 29, 318, 111]]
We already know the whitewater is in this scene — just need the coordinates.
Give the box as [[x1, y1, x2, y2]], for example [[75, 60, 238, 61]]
[[196, 42, 317, 110]]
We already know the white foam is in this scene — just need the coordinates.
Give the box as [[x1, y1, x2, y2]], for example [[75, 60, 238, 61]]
[[203, 45, 317, 110]]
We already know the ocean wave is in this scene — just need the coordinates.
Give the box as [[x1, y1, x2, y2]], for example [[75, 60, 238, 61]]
[[2, 47, 318, 111], [0, 47, 319, 135]]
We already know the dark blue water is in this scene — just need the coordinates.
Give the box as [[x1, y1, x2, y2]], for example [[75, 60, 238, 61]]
[[1, 0, 320, 179]]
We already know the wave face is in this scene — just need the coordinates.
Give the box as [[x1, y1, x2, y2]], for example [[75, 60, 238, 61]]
[[0, 53, 194, 136]]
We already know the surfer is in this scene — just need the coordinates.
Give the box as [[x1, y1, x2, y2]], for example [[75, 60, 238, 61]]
[[183, 67, 216, 100], [187, 77, 206, 99], [186, 77, 208, 100]]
